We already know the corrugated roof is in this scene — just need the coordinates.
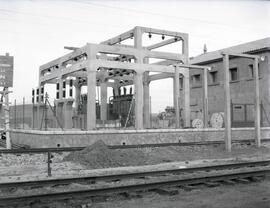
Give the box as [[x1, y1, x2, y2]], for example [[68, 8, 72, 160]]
[[190, 37, 270, 65]]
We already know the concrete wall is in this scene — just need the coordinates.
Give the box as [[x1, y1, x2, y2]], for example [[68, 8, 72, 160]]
[[10, 127, 270, 148]]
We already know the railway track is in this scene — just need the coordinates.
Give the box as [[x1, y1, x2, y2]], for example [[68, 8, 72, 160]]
[[0, 160, 269, 206], [0, 139, 268, 154]]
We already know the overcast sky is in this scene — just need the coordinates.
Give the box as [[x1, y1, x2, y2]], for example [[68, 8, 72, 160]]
[[0, 0, 269, 113]]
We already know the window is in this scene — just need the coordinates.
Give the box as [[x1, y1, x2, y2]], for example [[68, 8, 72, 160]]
[[229, 67, 238, 81], [179, 77, 183, 89], [248, 64, 254, 78], [248, 64, 261, 78], [209, 71, 218, 84], [191, 74, 202, 86]]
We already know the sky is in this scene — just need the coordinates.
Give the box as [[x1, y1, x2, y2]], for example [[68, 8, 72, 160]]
[[0, 0, 269, 113]]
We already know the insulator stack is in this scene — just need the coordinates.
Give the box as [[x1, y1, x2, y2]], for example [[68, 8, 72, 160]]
[[62, 80, 66, 98], [36, 88, 39, 103], [69, 79, 73, 97], [40, 85, 44, 102], [56, 82, 60, 99], [32, 89, 35, 104]]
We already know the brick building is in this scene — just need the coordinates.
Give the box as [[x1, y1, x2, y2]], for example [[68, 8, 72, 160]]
[[181, 38, 270, 127]]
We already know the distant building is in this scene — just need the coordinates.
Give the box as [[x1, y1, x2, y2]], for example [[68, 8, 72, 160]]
[[181, 38, 270, 127]]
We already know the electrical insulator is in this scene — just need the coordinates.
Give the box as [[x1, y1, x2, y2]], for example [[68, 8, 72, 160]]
[[40, 86, 44, 102], [36, 88, 39, 103], [162, 34, 165, 40]]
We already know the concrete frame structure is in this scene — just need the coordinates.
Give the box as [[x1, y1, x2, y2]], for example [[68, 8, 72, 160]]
[[222, 52, 261, 152], [38, 26, 209, 130]]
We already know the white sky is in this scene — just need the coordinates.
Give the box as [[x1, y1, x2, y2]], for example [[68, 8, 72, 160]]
[[0, 0, 269, 113]]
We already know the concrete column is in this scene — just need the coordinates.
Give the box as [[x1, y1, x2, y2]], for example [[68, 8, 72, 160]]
[[63, 100, 74, 129], [143, 72, 150, 128], [134, 26, 144, 129], [182, 36, 189, 61], [203, 68, 209, 127], [174, 67, 180, 128], [183, 69, 190, 127], [75, 84, 81, 113], [100, 81, 108, 121], [56, 78, 64, 127], [113, 84, 119, 96], [254, 58, 261, 147], [135, 71, 144, 129], [86, 69, 96, 130], [223, 54, 231, 152]]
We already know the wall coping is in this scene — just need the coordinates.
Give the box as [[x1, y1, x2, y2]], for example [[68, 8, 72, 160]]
[[9, 127, 270, 135]]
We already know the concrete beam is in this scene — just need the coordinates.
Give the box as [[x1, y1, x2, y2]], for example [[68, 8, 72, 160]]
[[40, 45, 88, 71], [94, 59, 176, 73], [147, 37, 181, 50], [222, 52, 260, 59], [100, 28, 134, 45], [140, 26, 188, 39], [149, 73, 173, 82]]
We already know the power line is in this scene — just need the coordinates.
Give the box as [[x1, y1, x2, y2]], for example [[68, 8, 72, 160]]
[[0, 8, 124, 30], [71, 0, 268, 32]]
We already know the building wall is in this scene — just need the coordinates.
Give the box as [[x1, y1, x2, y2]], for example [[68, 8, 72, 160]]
[[181, 51, 270, 127]]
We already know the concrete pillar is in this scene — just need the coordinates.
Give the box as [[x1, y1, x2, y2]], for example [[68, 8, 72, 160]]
[[134, 26, 144, 129], [63, 100, 74, 129], [100, 80, 108, 121], [143, 72, 150, 128], [113, 85, 119, 96], [203, 68, 209, 127], [254, 58, 261, 147], [183, 69, 190, 127], [135, 71, 144, 129], [86, 69, 96, 130], [174, 67, 180, 128], [223, 54, 231, 152], [56, 78, 64, 127], [75, 84, 81, 113]]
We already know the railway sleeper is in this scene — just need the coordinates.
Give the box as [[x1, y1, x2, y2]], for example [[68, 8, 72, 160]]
[[234, 178, 251, 184], [149, 187, 179, 196]]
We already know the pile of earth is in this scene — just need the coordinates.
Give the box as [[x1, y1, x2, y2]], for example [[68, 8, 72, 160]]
[[63, 140, 149, 169]]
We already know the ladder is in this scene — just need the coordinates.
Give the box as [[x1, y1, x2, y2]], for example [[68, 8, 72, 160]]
[[124, 96, 135, 128]]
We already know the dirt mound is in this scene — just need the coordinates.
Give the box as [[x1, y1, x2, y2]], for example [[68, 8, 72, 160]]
[[63, 140, 148, 169]]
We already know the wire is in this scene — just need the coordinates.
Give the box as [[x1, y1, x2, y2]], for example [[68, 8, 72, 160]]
[[71, 0, 268, 32]]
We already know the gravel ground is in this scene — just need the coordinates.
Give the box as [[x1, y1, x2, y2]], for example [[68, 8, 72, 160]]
[[86, 178, 270, 208], [0, 142, 269, 182]]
